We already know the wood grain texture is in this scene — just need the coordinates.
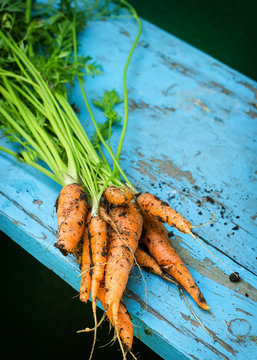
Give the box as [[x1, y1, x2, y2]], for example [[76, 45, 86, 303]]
[[1, 14, 257, 360]]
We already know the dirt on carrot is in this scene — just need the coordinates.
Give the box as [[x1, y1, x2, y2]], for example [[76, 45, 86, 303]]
[[97, 284, 134, 352], [136, 192, 191, 234], [104, 203, 143, 358], [141, 214, 209, 310], [88, 215, 108, 359], [104, 186, 134, 206], [88, 215, 108, 306], [55, 183, 88, 254], [80, 213, 92, 303], [135, 248, 163, 277], [105, 203, 143, 310]]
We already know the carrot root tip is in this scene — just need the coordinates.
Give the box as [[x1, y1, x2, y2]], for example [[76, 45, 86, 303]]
[[54, 242, 68, 256]]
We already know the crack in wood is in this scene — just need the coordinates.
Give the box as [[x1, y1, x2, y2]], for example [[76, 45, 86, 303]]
[[246, 110, 257, 118], [193, 231, 257, 277], [188, 354, 199, 360], [186, 328, 231, 360], [131, 158, 256, 274], [239, 82, 257, 101], [160, 54, 194, 76], [204, 327, 238, 356], [180, 313, 200, 328], [0, 191, 57, 237], [0, 209, 26, 226], [235, 308, 253, 317], [125, 289, 184, 335], [128, 99, 176, 115], [172, 235, 257, 302]]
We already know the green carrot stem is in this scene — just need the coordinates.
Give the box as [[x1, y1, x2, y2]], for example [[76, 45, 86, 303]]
[[55, 93, 100, 166], [0, 145, 62, 184], [0, 91, 52, 169], [115, 0, 142, 169], [1, 77, 65, 177], [78, 77, 133, 187], [72, 12, 133, 188], [25, 0, 32, 24]]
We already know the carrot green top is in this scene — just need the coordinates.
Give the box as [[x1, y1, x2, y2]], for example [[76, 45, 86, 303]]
[[0, 0, 141, 214]]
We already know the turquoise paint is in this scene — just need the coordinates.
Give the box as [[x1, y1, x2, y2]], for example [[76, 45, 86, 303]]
[[1, 13, 257, 360]]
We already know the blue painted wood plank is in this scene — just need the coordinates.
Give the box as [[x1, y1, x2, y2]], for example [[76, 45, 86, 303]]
[[72, 17, 257, 275], [1, 158, 257, 359], [1, 13, 257, 360]]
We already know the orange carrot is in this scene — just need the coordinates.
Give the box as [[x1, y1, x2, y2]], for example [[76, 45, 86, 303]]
[[88, 215, 108, 359], [104, 186, 134, 206], [136, 192, 191, 234], [100, 205, 128, 239], [141, 214, 209, 310], [105, 203, 143, 357], [72, 239, 83, 268], [55, 183, 88, 254], [109, 203, 143, 241], [135, 248, 179, 288], [99, 206, 114, 228], [137, 193, 231, 277], [135, 248, 214, 339], [80, 213, 92, 303], [97, 284, 134, 352], [89, 215, 108, 308], [135, 248, 163, 277]]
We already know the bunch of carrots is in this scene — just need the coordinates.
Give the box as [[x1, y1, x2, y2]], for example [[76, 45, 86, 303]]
[[57, 184, 211, 359], [1, 0, 238, 359]]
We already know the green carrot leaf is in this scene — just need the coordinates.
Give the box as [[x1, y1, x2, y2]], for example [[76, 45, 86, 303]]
[[91, 89, 123, 148]]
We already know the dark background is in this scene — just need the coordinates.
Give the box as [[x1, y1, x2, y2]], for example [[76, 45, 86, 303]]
[[2, 1, 257, 360], [129, 0, 257, 81]]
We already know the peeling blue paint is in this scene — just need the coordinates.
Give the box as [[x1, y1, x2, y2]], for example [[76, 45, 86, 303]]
[[1, 13, 257, 360]]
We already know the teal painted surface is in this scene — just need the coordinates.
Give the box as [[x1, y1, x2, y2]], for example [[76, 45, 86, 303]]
[[1, 13, 257, 360]]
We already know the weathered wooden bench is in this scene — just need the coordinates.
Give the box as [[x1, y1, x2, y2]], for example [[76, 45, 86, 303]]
[[1, 12, 257, 360]]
